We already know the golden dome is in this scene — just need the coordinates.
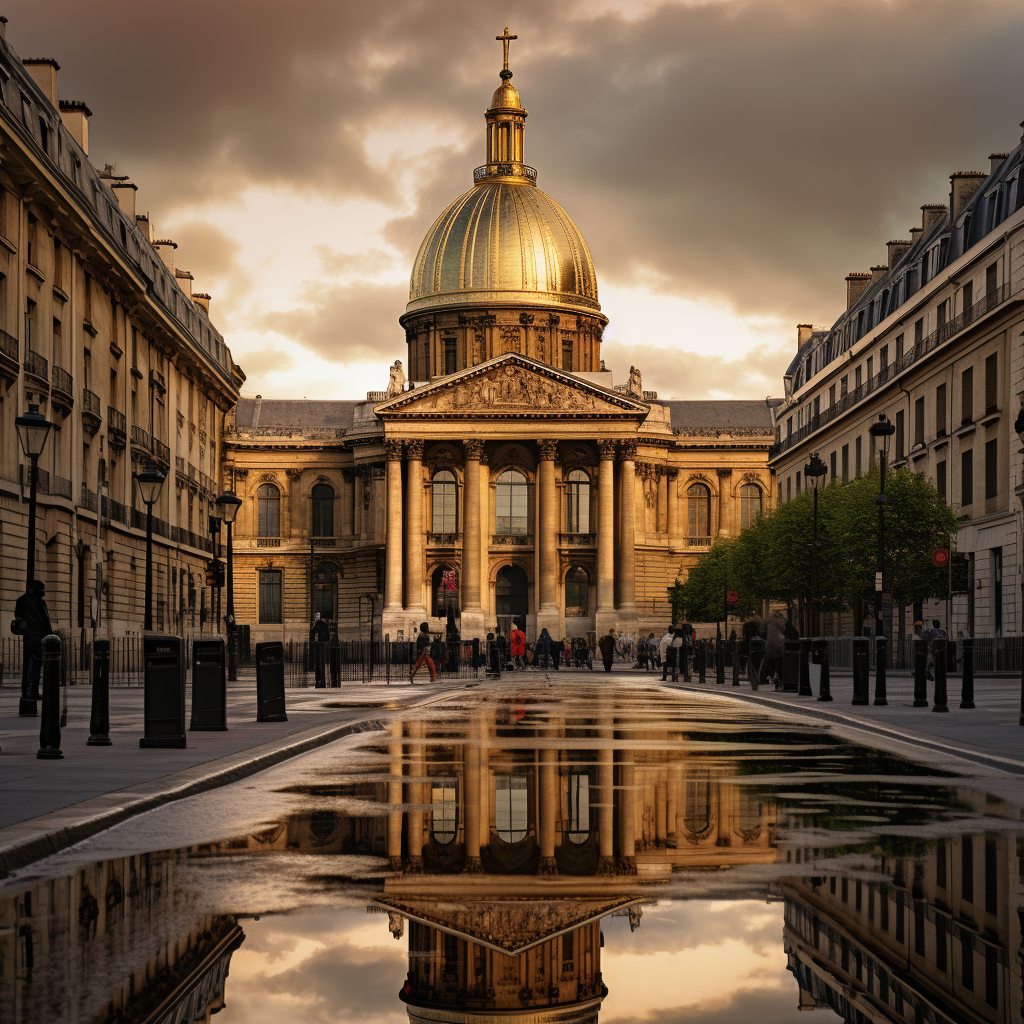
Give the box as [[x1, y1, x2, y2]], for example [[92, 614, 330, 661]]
[[407, 182, 601, 318], [490, 79, 521, 109]]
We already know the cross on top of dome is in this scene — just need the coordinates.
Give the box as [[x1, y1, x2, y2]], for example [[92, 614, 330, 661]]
[[496, 27, 517, 74]]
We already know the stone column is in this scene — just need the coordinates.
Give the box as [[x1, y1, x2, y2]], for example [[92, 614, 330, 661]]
[[537, 439, 560, 637], [404, 439, 426, 617], [384, 442, 404, 625], [464, 724, 482, 871], [387, 719, 404, 871], [597, 706, 615, 873], [596, 440, 617, 635], [657, 471, 668, 534], [341, 470, 355, 537], [461, 440, 485, 638], [666, 469, 680, 542], [406, 719, 425, 871], [717, 468, 733, 537], [617, 441, 638, 628], [618, 743, 636, 874], [539, 722, 559, 874]]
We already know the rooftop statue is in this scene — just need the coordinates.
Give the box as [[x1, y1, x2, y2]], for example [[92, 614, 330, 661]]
[[386, 360, 406, 398]]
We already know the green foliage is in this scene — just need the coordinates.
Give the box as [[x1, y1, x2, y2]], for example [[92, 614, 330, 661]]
[[670, 465, 957, 617]]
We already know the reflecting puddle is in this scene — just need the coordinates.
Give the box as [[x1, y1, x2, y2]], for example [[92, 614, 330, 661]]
[[1, 685, 1021, 1023]]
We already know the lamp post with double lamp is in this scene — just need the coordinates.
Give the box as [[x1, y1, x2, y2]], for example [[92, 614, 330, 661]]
[[215, 491, 242, 680], [134, 465, 166, 632], [15, 403, 53, 716], [868, 414, 896, 639], [804, 452, 828, 636]]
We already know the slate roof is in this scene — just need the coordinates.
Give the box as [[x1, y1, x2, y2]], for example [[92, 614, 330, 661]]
[[234, 398, 360, 430], [663, 400, 774, 431]]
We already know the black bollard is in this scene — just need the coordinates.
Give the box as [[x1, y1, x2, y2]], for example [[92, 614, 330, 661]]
[[873, 636, 888, 706], [255, 641, 288, 722], [715, 640, 725, 685], [87, 639, 112, 746], [698, 641, 706, 685], [748, 636, 765, 691], [732, 637, 740, 686], [912, 637, 928, 707], [812, 638, 832, 701], [782, 640, 801, 692], [932, 640, 948, 713], [472, 637, 480, 674], [191, 639, 228, 731], [37, 634, 63, 760], [851, 637, 870, 705], [798, 639, 812, 696], [959, 637, 975, 709]]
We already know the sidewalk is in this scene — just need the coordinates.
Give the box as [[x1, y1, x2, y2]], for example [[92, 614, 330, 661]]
[[0, 677, 461, 877], [667, 671, 1024, 776]]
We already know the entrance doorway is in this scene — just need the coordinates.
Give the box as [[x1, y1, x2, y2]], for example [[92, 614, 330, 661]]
[[496, 564, 528, 634]]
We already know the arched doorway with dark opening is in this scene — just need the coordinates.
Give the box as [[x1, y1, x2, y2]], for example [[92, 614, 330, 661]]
[[495, 564, 528, 635]]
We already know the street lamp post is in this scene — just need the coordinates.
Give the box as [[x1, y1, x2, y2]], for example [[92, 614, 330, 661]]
[[868, 414, 896, 639], [134, 465, 166, 632], [216, 491, 242, 680], [804, 452, 828, 637], [16, 403, 53, 717]]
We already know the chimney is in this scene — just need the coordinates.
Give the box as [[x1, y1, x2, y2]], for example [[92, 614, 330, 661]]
[[110, 181, 137, 219], [845, 272, 871, 310], [796, 323, 814, 350], [175, 268, 193, 299], [870, 265, 888, 284], [192, 292, 211, 316], [58, 99, 91, 154], [886, 240, 911, 268], [153, 238, 177, 274], [949, 171, 988, 219], [989, 152, 1008, 175], [22, 58, 59, 107], [909, 226, 923, 244], [921, 204, 947, 235], [135, 213, 151, 242]]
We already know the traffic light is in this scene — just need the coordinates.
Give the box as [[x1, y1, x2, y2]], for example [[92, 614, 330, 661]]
[[950, 554, 969, 594], [206, 558, 225, 588]]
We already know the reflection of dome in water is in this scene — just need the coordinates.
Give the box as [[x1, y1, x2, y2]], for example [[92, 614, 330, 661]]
[[406, 38, 602, 323], [405, 1002, 602, 1023]]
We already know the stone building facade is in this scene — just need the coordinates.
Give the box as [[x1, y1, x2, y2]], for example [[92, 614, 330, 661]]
[[224, 50, 774, 644], [769, 121, 1024, 638], [0, 23, 242, 647]]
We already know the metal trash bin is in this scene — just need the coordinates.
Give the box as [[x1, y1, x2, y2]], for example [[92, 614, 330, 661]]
[[140, 635, 186, 748], [255, 641, 287, 722], [782, 639, 801, 692], [191, 638, 227, 731], [748, 636, 765, 689]]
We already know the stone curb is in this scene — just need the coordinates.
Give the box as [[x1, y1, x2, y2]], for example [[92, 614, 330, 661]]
[[667, 681, 1024, 777], [0, 688, 456, 880]]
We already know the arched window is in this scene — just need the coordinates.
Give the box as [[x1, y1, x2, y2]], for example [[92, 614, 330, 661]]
[[566, 773, 590, 844], [739, 484, 762, 530], [311, 483, 334, 537], [565, 565, 589, 617], [687, 483, 710, 538], [432, 470, 457, 534], [431, 778, 457, 845], [257, 483, 280, 537], [564, 469, 590, 534], [496, 469, 528, 535], [495, 773, 528, 843], [684, 775, 711, 837]]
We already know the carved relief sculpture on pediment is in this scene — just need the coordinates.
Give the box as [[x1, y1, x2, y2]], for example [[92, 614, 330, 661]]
[[425, 363, 601, 412]]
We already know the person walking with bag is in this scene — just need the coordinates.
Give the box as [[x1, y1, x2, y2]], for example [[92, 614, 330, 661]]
[[410, 621, 437, 683]]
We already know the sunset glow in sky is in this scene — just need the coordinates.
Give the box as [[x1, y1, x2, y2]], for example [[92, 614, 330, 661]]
[[11, 0, 1024, 400]]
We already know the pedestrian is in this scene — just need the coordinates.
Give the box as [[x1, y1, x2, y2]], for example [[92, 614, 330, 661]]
[[324, 613, 340, 687], [487, 630, 500, 675], [510, 622, 526, 670], [764, 613, 788, 688], [537, 627, 553, 670], [679, 622, 694, 680], [658, 625, 675, 681], [598, 628, 616, 673], [410, 621, 437, 683], [310, 611, 329, 687], [925, 618, 947, 680], [669, 626, 684, 682], [12, 580, 52, 703], [495, 629, 509, 671]]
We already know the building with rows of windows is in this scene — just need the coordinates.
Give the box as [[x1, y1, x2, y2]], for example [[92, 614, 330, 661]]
[[0, 22, 242, 645], [223, 51, 774, 644], [769, 120, 1024, 638]]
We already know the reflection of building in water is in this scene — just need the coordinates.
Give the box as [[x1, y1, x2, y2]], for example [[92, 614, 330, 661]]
[[779, 795, 1023, 1023], [381, 701, 777, 878], [0, 849, 242, 1024]]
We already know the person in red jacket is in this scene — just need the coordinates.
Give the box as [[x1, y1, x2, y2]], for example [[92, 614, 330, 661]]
[[510, 624, 526, 670]]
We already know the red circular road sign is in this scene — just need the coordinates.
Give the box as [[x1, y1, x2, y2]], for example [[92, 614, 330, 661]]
[[932, 548, 949, 568], [726, 590, 739, 605]]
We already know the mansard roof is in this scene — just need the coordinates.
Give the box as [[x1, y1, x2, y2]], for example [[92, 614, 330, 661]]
[[664, 400, 774, 432], [234, 397, 359, 429]]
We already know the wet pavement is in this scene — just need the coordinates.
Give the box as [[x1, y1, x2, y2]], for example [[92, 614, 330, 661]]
[[1, 679, 1022, 1024]]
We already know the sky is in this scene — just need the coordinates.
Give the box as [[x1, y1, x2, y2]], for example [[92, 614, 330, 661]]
[[9, 0, 1024, 401]]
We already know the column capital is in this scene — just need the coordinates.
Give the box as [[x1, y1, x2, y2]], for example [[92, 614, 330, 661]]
[[384, 439, 404, 462], [666, 467, 679, 480], [618, 439, 638, 461], [597, 439, 617, 460], [716, 467, 733, 479], [538, 439, 558, 461], [464, 439, 484, 461], [405, 439, 425, 460]]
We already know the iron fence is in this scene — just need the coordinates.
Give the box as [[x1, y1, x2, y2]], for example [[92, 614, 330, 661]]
[[819, 635, 1020, 673], [283, 638, 482, 686]]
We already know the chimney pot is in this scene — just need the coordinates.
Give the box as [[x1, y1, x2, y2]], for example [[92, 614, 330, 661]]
[[870, 265, 888, 284], [886, 240, 911, 268], [845, 272, 871, 310], [989, 152, 1009, 175], [110, 181, 138, 220], [920, 204, 947, 236], [22, 58, 59, 107], [192, 292, 211, 316], [949, 171, 988, 220], [796, 323, 814, 350], [153, 238, 177, 275], [135, 213, 151, 242], [175, 267, 193, 299], [58, 99, 91, 155]]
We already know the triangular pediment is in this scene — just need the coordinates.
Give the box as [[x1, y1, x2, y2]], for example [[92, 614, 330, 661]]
[[373, 895, 640, 955], [375, 353, 648, 419]]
